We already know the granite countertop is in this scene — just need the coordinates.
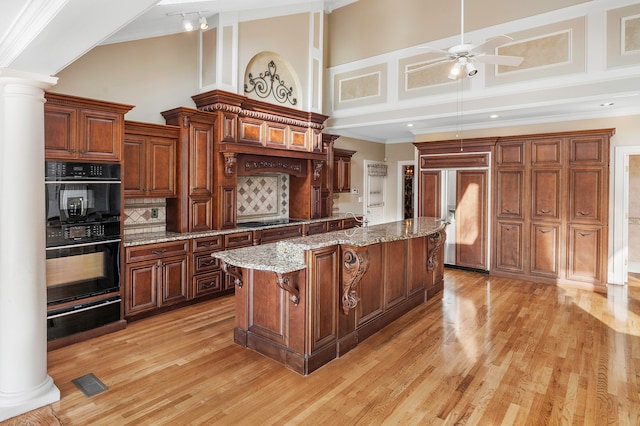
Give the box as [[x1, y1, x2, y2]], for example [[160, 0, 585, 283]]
[[212, 217, 447, 274], [123, 213, 360, 247]]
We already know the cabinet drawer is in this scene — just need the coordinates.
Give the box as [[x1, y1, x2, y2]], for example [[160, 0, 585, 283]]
[[126, 241, 188, 263], [306, 221, 327, 235], [327, 220, 342, 232], [192, 271, 223, 298], [191, 236, 223, 253], [193, 252, 221, 274], [225, 231, 253, 249], [342, 218, 359, 229], [260, 225, 302, 244]]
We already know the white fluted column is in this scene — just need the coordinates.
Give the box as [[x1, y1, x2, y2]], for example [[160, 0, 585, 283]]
[[0, 69, 60, 421]]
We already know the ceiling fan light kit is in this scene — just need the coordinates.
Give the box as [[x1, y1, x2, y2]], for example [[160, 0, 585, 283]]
[[410, 0, 524, 79]]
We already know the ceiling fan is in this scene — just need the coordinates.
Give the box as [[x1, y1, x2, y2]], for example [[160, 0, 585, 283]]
[[410, 0, 524, 79]]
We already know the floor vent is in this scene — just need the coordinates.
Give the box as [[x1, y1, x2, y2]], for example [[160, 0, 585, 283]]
[[72, 373, 108, 397]]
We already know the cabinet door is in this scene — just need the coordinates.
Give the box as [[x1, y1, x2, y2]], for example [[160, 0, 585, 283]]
[[78, 109, 122, 161], [147, 137, 176, 197], [496, 141, 525, 166], [567, 225, 604, 283], [189, 122, 213, 197], [190, 197, 213, 232], [456, 170, 488, 270], [307, 245, 339, 353], [125, 260, 158, 316], [383, 239, 408, 309], [220, 186, 237, 228], [569, 168, 604, 224], [529, 223, 560, 278], [495, 169, 524, 219], [159, 256, 188, 306], [123, 136, 146, 197], [311, 185, 322, 219], [44, 104, 77, 160], [494, 221, 524, 273], [531, 169, 562, 221], [531, 138, 562, 166], [419, 170, 441, 218], [569, 136, 606, 165]]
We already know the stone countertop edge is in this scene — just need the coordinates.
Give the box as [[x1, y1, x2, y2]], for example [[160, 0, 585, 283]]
[[123, 214, 360, 247], [211, 218, 448, 275]]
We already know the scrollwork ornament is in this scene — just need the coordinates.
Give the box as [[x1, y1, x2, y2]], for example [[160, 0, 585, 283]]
[[341, 247, 370, 314], [245, 60, 297, 106], [427, 230, 446, 271]]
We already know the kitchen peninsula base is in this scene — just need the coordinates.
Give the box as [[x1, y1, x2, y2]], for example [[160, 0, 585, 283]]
[[216, 218, 446, 375]]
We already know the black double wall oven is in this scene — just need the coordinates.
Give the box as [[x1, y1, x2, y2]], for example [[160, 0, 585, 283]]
[[45, 161, 123, 342]]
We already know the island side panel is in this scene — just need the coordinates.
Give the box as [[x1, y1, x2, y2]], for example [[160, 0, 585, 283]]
[[384, 239, 410, 310], [407, 236, 428, 299]]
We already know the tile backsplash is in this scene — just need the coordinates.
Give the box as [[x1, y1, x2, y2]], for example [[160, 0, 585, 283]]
[[124, 198, 166, 235], [237, 173, 289, 223]]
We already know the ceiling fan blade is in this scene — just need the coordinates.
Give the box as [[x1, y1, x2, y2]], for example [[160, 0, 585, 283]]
[[474, 54, 524, 66], [417, 45, 451, 56], [470, 35, 513, 54], [406, 58, 454, 74]]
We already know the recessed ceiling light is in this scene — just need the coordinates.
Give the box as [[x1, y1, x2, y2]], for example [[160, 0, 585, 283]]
[[407, 123, 414, 127], [489, 114, 499, 119], [600, 102, 615, 107]]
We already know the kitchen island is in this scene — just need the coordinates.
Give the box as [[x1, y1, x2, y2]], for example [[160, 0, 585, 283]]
[[213, 217, 447, 375]]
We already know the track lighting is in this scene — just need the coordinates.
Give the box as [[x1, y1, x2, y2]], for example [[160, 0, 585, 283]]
[[198, 14, 208, 30], [168, 11, 209, 32]]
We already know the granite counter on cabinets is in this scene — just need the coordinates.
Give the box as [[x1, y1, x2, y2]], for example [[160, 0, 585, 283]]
[[212, 217, 447, 375]]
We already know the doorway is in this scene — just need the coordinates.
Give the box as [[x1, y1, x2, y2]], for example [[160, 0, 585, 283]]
[[612, 146, 640, 284], [397, 161, 415, 220]]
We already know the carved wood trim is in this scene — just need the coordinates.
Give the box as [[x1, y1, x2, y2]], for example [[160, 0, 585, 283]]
[[313, 160, 323, 181], [223, 152, 237, 177], [427, 230, 447, 272], [221, 261, 243, 288], [275, 272, 299, 305], [341, 245, 370, 314]]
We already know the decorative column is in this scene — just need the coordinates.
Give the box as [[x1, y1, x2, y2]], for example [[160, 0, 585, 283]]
[[0, 69, 60, 421]]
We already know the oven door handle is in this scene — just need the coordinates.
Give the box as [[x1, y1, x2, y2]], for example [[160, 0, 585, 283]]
[[46, 238, 122, 251], [47, 298, 120, 320]]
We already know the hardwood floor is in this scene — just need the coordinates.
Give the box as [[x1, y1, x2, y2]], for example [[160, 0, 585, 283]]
[[9, 269, 640, 425]]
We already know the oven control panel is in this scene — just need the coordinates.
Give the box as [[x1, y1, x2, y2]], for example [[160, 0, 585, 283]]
[[46, 221, 121, 247]]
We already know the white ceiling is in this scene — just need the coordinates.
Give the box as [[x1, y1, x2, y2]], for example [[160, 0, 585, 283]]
[[1, 0, 639, 142]]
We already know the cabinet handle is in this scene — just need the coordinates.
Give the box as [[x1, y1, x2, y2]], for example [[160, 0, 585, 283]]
[[504, 208, 513, 213], [200, 259, 216, 266], [578, 232, 593, 237], [538, 209, 551, 214], [71, 149, 77, 153], [539, 229, 551, 234], [578, 211, 592, 216], [151, 249, 167, 255], [505, 226, 515, 231], [80, 150, 86, 154]]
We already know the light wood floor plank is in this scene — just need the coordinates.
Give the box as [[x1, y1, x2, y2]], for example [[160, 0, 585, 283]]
[[6, 268, 640, 425]]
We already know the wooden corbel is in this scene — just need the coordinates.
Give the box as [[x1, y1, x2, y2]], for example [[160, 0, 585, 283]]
[[223, 152, 237, 177], [427, 230, 446, 271], [221, 261, 243, 287], [313, 160, 324, 181], [275, 272, 299, 305], [341, 245, 370, 314]]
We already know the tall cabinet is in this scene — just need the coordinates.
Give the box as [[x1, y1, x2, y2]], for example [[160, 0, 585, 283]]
[[492, 129, 613, 290]]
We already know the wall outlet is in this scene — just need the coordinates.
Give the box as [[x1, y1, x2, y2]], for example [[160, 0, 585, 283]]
[[351, 188, 359, 194], [358, 196, 363, 203], [150, 208, 159, 219]]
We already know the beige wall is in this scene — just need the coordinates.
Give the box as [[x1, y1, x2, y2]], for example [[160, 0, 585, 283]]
[[333, 136, 385, 215], [239, 13, 310, 105], [327, 0, 588, 67], [51, 32, 199, 124]]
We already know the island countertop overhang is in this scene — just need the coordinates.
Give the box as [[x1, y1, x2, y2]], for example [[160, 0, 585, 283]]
[[212, 217, 448, 274]]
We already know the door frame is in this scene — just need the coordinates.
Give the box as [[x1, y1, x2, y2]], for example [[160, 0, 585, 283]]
[[397, 160, 417, 220], [612, 146, 640, 284]]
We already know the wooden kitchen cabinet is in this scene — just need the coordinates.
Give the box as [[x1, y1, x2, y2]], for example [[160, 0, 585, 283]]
[[124, 121, 178, 198], [162, 108, 217, 233], [494, 221, 525, 274], [44, 92, 133, 162], [124, 241, 189, 318], [333, 148, 356, 193], [191, 236, 224, 299]]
